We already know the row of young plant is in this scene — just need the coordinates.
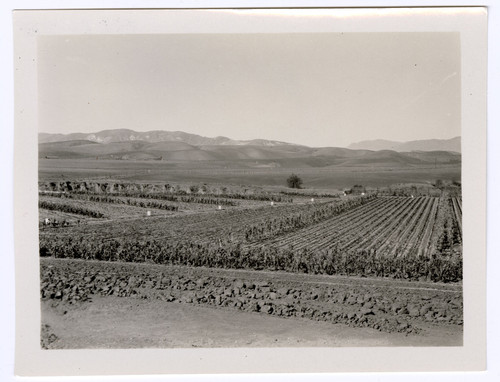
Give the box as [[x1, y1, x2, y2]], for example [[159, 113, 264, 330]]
[[260, 196, 445, 261], [265, 197, 401, 251], [209, 193, 293, 203], [38, 200, 104, 218], [434, 198, 462, 253], [117, 191, 292, 203], [450, 197, 463, 238], [437, 219, 462, 251], [51, 191, 235, 207], [292, 197, 427, 255], [244, 195, 377, 242], [64, 188, 293, 204], [384, 197, 436, 258], [246, 195, 461, 272], [112, 192, 239, 206], [38, 235, 461, 282], [44, 193, 179, 211], [279, 190, 339, 198], [340, 196, 461, 261]]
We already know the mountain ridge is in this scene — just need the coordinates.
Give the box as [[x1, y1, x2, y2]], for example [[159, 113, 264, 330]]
[[38, 129, 296, 148], [39, 129, 461, 154], [348, 137, 461, 153]]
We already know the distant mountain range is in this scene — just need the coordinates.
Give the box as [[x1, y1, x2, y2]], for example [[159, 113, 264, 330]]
[[348, 137, 461, 153], [39, 129, 461, 169], [38, 129, 294, 147], [40, 129, 461, 153]]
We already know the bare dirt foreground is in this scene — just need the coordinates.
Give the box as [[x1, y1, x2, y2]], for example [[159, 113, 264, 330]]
[[40, 258, 462, 349]]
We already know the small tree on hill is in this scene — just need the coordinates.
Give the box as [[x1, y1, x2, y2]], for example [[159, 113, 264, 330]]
[[287, 174, 303, 189]]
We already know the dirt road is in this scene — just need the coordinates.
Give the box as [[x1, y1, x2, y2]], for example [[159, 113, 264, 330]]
[[42, 296, 461, 349]]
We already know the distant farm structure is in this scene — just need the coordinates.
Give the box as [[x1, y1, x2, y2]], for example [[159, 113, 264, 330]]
[[344, 184, 366, 196]]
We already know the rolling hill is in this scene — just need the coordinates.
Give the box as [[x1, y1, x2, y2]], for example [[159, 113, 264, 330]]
[[39, 129, 461, 169], [39, 139, 461, 169]]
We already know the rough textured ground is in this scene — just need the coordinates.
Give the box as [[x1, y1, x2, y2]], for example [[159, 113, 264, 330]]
[[40, 258, 462, 348]]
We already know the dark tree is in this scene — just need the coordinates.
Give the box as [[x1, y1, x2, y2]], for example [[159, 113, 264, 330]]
[[287, 174, 303, 189]]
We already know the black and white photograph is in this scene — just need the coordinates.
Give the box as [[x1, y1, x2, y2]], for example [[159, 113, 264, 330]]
[[10, 6, 490, 377], [37, 31, 465, 348]]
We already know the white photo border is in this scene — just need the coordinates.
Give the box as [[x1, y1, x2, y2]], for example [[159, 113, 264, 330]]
[[12, 6, 487, 377]]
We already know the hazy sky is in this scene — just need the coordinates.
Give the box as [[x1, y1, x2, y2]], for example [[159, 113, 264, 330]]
[[38, 33, 460, 147]]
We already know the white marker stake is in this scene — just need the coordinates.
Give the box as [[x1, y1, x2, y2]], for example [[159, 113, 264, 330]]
[[146, 211, 151, 216], [218, 205, 222, 210], [311, 198, 314, 203], [271, 201, 274, 206]]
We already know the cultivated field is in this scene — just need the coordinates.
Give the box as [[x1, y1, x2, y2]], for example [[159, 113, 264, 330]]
[[39, 174, 463, 348]]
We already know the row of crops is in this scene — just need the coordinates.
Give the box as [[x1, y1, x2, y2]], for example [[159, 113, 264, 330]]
[[435, 197, 462, 253], [244, 195, 376, 241], [190, 192, 293, 203], [38, 200, 104, 218], [39, 195, 462, 282], [46, 191, 238, 207], [257, 196, 459, 259], [279, 190, 339, 198], [39, 235, 461, 282], [43, 187, 294, 204], [450, 197, 463, 238]]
